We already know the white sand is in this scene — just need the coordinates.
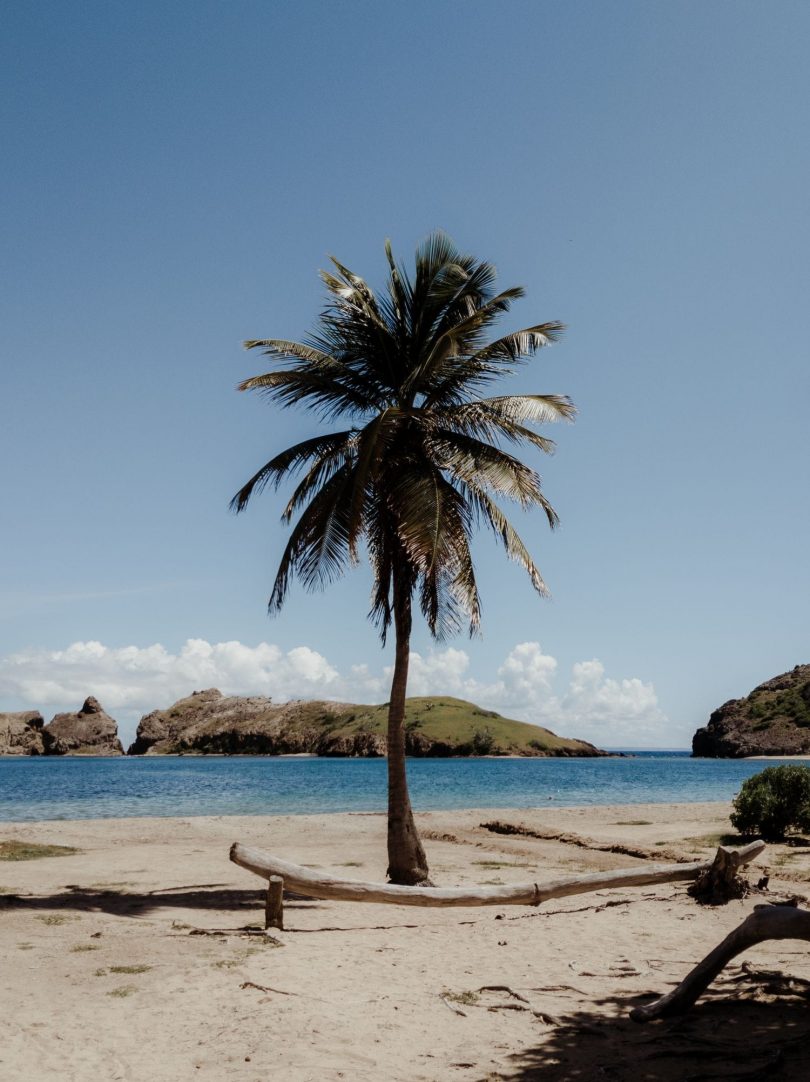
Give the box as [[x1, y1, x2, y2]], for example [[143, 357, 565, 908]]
[[2, 803, 809, 1081]]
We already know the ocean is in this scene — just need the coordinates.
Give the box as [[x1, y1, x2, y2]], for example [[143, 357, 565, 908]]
[[0, 751, 801, 822]]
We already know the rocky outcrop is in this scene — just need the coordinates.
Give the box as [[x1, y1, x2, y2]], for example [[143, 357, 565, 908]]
[[127, 689, 607, 758], [0, 711, 46, 755], [127, 689, 390, 756], [693, 664, 810, 758], [42, 697, 124, 756]]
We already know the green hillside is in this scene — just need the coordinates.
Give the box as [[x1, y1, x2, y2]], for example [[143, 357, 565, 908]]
[[316, 696, 600, 756]]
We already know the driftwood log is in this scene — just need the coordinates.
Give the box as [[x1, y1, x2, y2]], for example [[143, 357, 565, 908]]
[[230, 840, 765, 909], [631, 904, 810, 1022]]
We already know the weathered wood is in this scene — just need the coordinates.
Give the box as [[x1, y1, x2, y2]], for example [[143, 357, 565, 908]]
[[229, 840, 765, 909], [630, 904, 810, 1022], [688, 844, 748, 904], [265, 874, 283, 930]]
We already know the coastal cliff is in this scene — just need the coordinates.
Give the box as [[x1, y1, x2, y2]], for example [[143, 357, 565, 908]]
[[692, 664, 810, 758], [0, 711, 46, 755], [42, 697, 125, 756], [0, 698, 124, 756], [127, 689, 607, 758]]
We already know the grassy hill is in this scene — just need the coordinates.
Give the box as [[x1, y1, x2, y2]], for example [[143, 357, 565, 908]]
[[306, 696, 602, 756]]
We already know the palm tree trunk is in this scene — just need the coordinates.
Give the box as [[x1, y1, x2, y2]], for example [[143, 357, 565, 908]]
[[386, 583, 430, 885]]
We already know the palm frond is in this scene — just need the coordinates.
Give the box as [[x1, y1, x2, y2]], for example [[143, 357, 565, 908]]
[[280, 438, 359, 523], [230, 430, 356, 513], [238, 369, 377, 419], [462, 483, 553, 596], [468, 322, 565, 363], [268, 465, 355, 612], [478, 394, 577, 425], [243, 339, 337, 366], [426, 429, 545, 507]]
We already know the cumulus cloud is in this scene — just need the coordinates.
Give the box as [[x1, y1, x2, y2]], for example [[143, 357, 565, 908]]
[[0, 639, 669, 748]]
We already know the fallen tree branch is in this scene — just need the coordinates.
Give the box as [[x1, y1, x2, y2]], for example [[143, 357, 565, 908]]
[[229, 840, 765, 909], [630, 904, 810, 1022], [240, 981, 296, 996], [480, 820, 660, 861], [477, 984, 529, 1002]]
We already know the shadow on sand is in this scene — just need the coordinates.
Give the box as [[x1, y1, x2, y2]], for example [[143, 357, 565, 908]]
[[0, 883, 331, 918], [482, 986, 810, 1082]]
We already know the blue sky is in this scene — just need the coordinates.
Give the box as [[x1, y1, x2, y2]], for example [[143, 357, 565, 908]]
[[2, 1, 808, 749]]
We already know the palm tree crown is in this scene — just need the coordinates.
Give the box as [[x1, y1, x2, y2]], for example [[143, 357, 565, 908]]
[[232, 232, 575, 641]]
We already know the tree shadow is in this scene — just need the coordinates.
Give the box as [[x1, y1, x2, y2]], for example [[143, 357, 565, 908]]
[[0, 884, 327, 919], [482, 986, 810, 1082]]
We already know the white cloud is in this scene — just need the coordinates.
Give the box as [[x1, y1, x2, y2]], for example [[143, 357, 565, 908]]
[[0, 639, 671, 748]]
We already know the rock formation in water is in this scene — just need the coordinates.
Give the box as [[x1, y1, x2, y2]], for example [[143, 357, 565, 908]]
[[42, 696, 125, 756], [692, 664, 810, 758], [0, 711, 46, 755], [127, 688, 607, 757]]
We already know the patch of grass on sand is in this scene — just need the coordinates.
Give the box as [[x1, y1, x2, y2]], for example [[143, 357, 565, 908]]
[[685, 832, 741, 847], [0, 841, 80, 861], [472, 860, 534, 869], [70, 944, 100, 953], [107, 985, 137, 998], [443, 989, 480, 1006], [18, 943, 34, 950], [35, 914, 78, 926], [213, 948, 260, 969], [109, 964, 151, 974], [612, 820, 653, 826]]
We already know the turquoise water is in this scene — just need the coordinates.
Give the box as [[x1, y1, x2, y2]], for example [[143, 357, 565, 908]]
[[0, 752, 802, 822]]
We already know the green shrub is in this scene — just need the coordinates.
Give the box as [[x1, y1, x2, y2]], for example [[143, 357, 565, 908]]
[[730, 765, 810, 841], [470, 728, 495, 755]]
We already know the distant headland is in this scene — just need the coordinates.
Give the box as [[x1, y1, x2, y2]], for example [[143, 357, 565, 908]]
[[692, 664, 810, 757], [1, 689, 607, 758]]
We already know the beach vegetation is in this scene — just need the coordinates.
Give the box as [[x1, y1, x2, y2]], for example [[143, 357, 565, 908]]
[[233, 233, 572, 883], [0, 840, 80, 861], [472, 859, 534, 869], [730, 765, 810, 841], [443, 989, 480, 1006]]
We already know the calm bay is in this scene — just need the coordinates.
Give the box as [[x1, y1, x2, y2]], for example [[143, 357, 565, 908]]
[[0, 751, 800, 822]]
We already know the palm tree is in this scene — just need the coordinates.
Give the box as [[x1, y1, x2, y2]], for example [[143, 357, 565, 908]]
[[232, 232, 574, 884]]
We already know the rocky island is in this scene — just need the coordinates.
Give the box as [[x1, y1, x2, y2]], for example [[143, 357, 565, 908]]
[[128, 689, 607, 757], [692, 664, 810, 757]]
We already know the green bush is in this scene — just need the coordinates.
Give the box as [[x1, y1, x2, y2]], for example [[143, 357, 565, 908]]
[[470, 728, 495, 755], [730, 765, 810, 841]]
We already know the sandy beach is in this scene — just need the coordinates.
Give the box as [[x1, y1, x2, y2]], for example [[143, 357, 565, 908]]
[[3, 803, 810, 1081]]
